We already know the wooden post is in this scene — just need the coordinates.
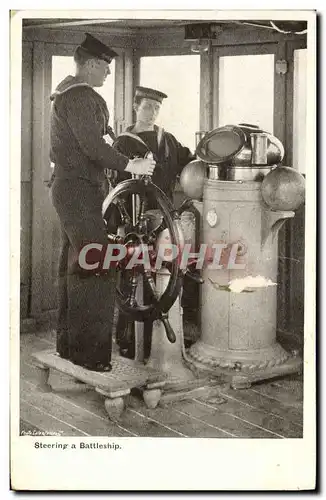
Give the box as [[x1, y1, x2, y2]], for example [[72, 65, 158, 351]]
[[285, 39, 307, 334], [30, 42, 47, 317], [20, 42, 33, 319], [199, 43, 213, 133], [30, 42, 57, 317], [114, 52, 125, 135], [124, 49, 134, 127], [211, 46, 220, 129], [274, 40, 288, 333], [275, 39, 306, 334]]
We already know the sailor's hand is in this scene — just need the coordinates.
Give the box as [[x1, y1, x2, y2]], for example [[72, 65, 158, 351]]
[[125, 157, 156, 177]]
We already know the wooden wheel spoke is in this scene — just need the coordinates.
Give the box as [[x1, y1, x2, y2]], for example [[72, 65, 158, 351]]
[[117, 267, 141, 309], [116, 197, 132, 226], [142, 269, 160, 304], [125, 271, 140, 307], [135, 194, 148, 233]]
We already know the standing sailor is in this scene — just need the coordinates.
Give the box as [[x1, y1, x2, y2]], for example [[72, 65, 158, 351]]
[[50, 34, 155, 371], [112, 86, 195, 358]]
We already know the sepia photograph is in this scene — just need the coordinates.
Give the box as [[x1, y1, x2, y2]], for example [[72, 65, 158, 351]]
[[10, 8, 316, 491]]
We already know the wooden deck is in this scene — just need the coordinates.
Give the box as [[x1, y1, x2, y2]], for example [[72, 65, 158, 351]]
[[20, 331, 303, 438]]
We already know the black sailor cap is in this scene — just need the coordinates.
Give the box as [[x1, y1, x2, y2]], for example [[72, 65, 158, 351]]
[[79, 33, 118, 63], [135, 86, 168, 103]]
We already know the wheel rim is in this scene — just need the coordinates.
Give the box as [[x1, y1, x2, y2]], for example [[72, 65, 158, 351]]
[[102, 179, 183, 322]]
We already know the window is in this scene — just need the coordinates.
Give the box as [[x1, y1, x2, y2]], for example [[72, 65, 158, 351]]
[[218, 54, 275, 133], [51, 56, 116, 124], [293, 49, 307, 174], [140, 55, 200, 151]]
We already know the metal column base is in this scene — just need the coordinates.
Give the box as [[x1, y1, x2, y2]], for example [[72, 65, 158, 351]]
[[146, 269, 219, 400], [186, 341, 302, 389]]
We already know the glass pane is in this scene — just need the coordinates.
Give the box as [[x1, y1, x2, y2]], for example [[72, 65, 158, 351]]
[[51, 55, 115, 124], [219, 54, 274, 133], [293, 49, 307, 174], [140, 55, 200, 151]]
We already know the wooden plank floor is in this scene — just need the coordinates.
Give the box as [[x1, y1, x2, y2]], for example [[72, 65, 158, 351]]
[[20, 331, 303, 438]]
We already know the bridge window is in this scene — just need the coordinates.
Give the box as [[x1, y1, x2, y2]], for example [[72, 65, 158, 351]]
[[140, 55, 200, 152], [218, 54, 275, 133]]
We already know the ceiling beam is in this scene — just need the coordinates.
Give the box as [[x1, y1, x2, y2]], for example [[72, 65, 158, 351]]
[[23, 19, 121, 29]]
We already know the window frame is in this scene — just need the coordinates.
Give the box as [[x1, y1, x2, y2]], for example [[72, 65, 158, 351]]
[[216, 51, 276, 133], [137, 51, 202, 150], [285, 39, 308, 167], [211, 43, 278, 131]]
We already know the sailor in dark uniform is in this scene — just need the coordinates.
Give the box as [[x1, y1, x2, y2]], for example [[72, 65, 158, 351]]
[[50, 34, 156, 372], [112, 86, 195, 358], [113, 86, 195, 208]]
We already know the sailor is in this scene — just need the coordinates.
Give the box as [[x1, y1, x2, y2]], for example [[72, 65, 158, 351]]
[[49, 34, 156, 372], [112, 86, 195, 358], [112, 85, 195, 209]]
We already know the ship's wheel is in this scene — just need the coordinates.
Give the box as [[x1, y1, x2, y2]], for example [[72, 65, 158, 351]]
[[102, 176, 196, 343]]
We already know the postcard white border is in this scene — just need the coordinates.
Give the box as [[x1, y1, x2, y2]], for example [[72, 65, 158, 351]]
[[9, 7, 317, 492]]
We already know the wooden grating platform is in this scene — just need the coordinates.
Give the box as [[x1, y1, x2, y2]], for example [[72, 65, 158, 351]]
[[32, 349, 166, 420], [20, 331, 304, 438]]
